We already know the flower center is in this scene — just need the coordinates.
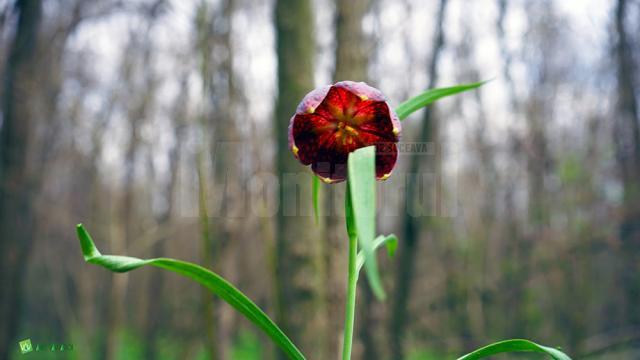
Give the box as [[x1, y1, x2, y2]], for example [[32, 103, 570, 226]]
[[334, 120, 359, 146], [332, 120, 359, 147], [337, 121, 358, 136]]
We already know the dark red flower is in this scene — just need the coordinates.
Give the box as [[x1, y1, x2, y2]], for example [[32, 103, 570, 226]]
[[288, 81, 401, 183]]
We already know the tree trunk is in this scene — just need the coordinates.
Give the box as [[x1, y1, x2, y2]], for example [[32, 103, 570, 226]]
[[389, 1, 448, 358], [193, 3, 220, 358], [614, 0, 640, 326], [144, 77, 188, 360], [105, 29, 155, 359], [210, 1, 238, 356], [274, 0, 327, 358], [0, 1, 42, 358], [334, 0, 369, 82]]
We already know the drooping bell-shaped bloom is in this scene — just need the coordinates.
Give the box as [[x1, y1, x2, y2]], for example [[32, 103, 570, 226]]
[[288, 81, 401, 183]]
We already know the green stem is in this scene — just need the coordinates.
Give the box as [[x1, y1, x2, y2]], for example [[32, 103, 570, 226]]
[[342, 186, 359, 360]]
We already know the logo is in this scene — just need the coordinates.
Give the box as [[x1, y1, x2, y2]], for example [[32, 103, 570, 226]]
[[18, 339, 33, 354], [18, 338, 73, 354]]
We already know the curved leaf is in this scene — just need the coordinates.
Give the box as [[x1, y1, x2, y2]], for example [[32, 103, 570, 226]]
[[76, 224, 305, 360], [395, 81, 487, 121], [457, 339, 572, 360], [356, 234, 398, 275], [347, 146, 385, 300]]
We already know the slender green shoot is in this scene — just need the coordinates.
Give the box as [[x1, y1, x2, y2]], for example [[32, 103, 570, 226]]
[[395, 81, 488, 120], [76, 224, 305, 360], [341, 194, 359, 360]]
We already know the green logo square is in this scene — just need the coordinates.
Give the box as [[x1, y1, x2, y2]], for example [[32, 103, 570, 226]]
[[19, 339, 33, 354]]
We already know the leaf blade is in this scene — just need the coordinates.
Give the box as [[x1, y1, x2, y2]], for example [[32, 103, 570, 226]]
[[347, 146, 385, 300], [356, 234, 398, 274], [76, 224, 306, 360], [395, 81, 487, 121], [456, 339, 572, 360], [312, 175, 321, 224]]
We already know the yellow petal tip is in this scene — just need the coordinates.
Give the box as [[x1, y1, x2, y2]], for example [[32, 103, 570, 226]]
[[318, 175, 336, 184]]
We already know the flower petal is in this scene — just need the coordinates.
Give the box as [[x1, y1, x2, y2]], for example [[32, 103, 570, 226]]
[[334, 81, 386, 102], [314, 85, 361, 121], [296, 85, 331, 115], [375, 142, 398, 180], [311, 146, 349, 183], [289, 113, 337, 165], [353, 102, 399, 142]]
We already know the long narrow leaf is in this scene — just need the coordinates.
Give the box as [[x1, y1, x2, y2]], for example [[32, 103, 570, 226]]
[[312, 175, 321, 224], [457, 339, 572, 360], [347, 146, 385, 300], [356, 234, 398, 275], [395, 81, 487, 121], [76, 224, 305, 360]]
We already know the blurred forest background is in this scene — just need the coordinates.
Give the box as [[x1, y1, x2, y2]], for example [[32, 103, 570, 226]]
[[1, 0, 640, 359]]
